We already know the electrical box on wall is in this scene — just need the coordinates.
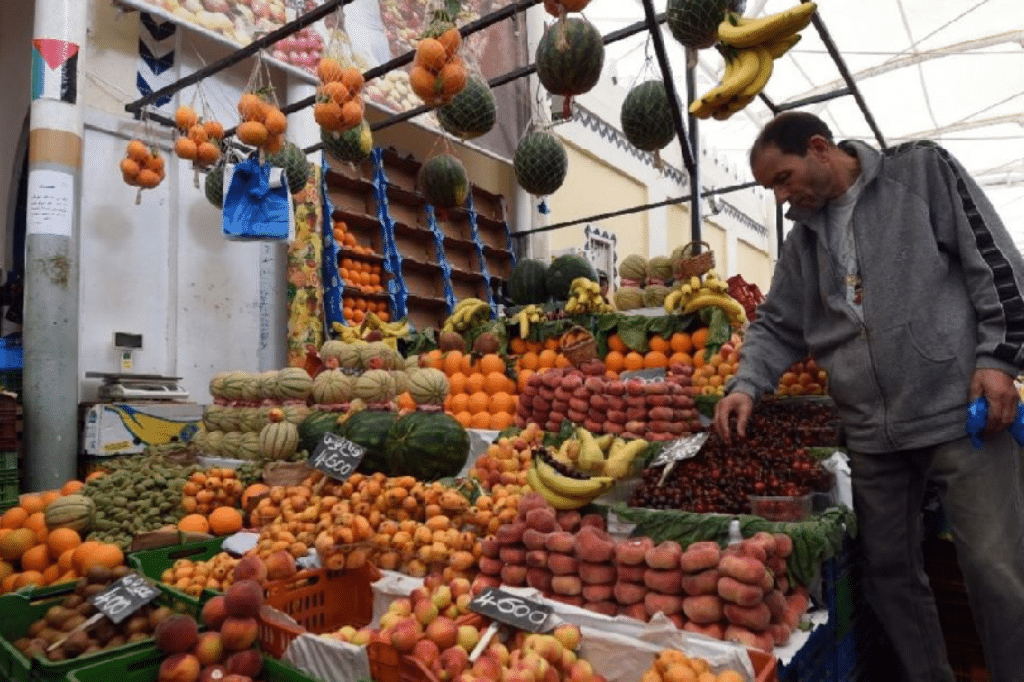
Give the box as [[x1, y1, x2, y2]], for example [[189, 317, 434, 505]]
[[114, 332, 142, 372]]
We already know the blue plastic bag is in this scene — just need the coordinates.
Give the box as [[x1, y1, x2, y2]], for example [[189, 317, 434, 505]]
[[966, 397, 1024, 448], [222, 156, 294, 241]]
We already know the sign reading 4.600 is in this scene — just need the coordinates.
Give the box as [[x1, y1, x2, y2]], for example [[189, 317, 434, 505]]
[[308, 432, 367, 482], [469, 587, 552, 633], [88, 572, 160, 624]]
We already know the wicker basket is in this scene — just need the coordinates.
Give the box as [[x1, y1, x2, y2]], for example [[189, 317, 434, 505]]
[[673, 241, 716, 279], [560, 326, 597, 367]]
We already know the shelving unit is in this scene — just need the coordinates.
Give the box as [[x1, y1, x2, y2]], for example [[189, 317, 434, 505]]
[[324, 147, 516, 333]]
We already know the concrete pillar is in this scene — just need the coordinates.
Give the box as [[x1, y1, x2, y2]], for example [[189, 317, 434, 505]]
[[24, 0, 87, 490]]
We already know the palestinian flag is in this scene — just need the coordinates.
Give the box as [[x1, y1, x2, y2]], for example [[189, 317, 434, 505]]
[[31, 38, 78, 103]]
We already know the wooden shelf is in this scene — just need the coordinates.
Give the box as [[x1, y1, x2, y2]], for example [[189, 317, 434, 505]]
[[474, 214, 508, 231], [385, 184, 425, 208], [333, 208, 382, 231], [338, 248, 384, 264], [326, 169, 375, 196], [392, 220, 433, 239], [482, 244, 513, 260], [450, 268, 485, 283], [341, 289, 392, 301], [406, 293, 449, 309], [401, 259, 444, 276]]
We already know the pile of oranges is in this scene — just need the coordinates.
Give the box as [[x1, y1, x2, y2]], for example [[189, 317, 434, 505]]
[[409, 29, 467, 106], [236, 93, 288, 153], [419, 350, 518, 430], [0, 482, 125, 595], [120, 140, 165, 189], [172, 105, 223, 167], [313, 58, 365, 133]]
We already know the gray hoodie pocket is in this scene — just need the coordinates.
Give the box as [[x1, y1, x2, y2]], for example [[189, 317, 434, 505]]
[[874, 319, 965, 420]]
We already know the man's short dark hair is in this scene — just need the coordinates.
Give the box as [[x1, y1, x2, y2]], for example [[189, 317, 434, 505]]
[[750, 112, 835, 164]]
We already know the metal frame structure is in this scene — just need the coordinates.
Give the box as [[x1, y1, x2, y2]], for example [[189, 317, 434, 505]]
[[121, 0, 889, 258]]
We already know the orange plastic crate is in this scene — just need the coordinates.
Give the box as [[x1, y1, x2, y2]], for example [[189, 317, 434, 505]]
[[257, 563, 378, 658], [750, 649, 778, 682]]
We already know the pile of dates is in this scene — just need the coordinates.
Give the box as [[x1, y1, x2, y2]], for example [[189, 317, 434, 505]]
[[629, 397, 840, 514]]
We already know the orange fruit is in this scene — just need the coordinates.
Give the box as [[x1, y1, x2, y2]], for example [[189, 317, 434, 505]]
[[669, 352, 693, 367], [554, 354, 572, 369], [0, 507, 28, 530], [13, 571, 44, 590], [544, 336, 561, 351], [397, 392, 416, 410], [623, 352, 645, 371], [648, 335, 669, 353], [40, 491, 61, 508], [60, 480, 84, 496], [516, 369, 535, 392], [484, 372, 513, 396], [607, 334, 627, 353], [538, 350, 558, 369], [208, 507, 243, 535], [519, 352, 540, 371], [57, 548, 76, 573], [470, 412, 492, 429], [72, 542, 124, 574], [489, 393, 515, 414], [20, 545, 50, 573], [0, 560, 12, 584], [489, 412, 513, 430], [455, 411, 473, 428], [443, 351, 464, 377], [509, 338, 528, 355], [465, 373, 485, 395], [448, 373, 467, 396], [2, 572, 18, 593], [670, 332, 693, 354], [479, 354, 506, 376], [178, 514, 211, 534], [0, 528, 35, 562], [41, 564, 61, 585], [23, 513, 48, 543], [691, 327, 710, 350], [449, 394, 470, 414], [468, 392, 490, 415], [460, 353, 476, 375], [605, 351, 625, 373], [19, 494, 44, 515], [644, 351, 669, 369]]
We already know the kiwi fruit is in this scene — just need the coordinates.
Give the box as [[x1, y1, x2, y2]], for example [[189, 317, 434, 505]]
[[127, 632, 149, 643], [28, 620, 47, 638], [76, 601, 98, 617], [107, 635, 126, 648], [63, 595, 84, 610], [38, 628, 62, 645], [85, 566, 113, 584], [62, 631, 91, 658], [48, 649, 66, 661], [81, 584, 106, 599], [149, 606, 173, 629], [13, 638, 31, 653], [63, 614, 86, 632], [83, 644, 102, 655], [124, 615, 150, 636], [110, 565, 131, 580], [45, 606, 68, 628], [25, 639, 47, 659]]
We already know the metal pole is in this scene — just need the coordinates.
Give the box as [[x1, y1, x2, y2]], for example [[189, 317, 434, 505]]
[[685, 50, 702, 246], [24, 0, 86, 490]]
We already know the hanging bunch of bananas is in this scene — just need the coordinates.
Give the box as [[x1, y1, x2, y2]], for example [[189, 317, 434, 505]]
[[332, 311, 410, 342], [565, 277, 614, 315], [527, 428, 650, 509], [690, 2, 817, 120], [515, 304, 545, 339], [443, 297, 493, 333], [664, 270, 747, 329]]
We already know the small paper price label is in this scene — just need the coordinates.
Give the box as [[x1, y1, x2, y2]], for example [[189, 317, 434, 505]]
[[308, 432, 366, 482], [88, 572, 160, 624], [469, 587, 552, 633]]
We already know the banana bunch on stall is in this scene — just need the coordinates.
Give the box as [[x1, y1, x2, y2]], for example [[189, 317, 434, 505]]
[[565, 277, 613, 315], [664, 270, 747, 329]]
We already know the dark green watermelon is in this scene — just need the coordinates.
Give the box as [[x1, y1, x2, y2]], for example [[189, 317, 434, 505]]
[[621, 81, 676, 152], [436, 78, 497, 140], [535, 17, 605, 97], [297, 410, 344, 454], [384, 412, 470, 481], [266, 141, 310, 194], [666, 0, 733, 50], [508, 259, 550, 305], [514, 131, 568, 196], [419, 154, 469, 210], [338, 409, 401, 475], [205, 161, 225, 209], [546, 254, 597, 300], [322, 120, 373, 163]]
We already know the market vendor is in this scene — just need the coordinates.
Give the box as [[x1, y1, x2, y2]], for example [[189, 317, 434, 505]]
[[713, 111, 1024, 682]]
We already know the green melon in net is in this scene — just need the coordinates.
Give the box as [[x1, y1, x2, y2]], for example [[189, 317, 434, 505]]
[[436, 77, 497, 140], [621, 80, 676, 152], [514, 131, 568, 196], [666, 0, 735, 49], [322, 120, 373, 164], [266, 141, 310, 193]]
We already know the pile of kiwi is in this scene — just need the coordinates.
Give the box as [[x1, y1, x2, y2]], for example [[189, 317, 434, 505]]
[[11, 565, 173, 662]]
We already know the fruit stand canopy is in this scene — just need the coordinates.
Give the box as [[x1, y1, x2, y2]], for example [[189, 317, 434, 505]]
[[588, 0, 1024, 249]]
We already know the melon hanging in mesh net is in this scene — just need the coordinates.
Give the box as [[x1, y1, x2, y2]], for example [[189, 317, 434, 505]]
[[514, 131, 569, 197], [436, 77, 497, 140]]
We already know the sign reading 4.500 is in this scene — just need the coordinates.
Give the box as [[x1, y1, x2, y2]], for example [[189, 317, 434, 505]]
[[308, 432, 367, 482], [88, 572, 160, 624], [469, 587, 552, 633]]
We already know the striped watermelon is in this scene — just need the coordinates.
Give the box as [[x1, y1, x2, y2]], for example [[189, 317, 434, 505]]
[[535, 18, 605, 98], [508, 259, 550, 305], [419, 154, 469, 210]]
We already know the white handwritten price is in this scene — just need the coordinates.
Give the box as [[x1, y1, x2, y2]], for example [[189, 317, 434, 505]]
[[120, 574, 160, 600], [88, 572, 161, 624], [310, 449, 355, 477], [92, 590, 133, 617], [308, 433, 366, 482]]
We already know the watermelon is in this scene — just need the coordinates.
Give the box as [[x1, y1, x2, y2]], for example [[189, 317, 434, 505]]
[[514, 131, 568, 197], [205, 162, 225, 209], [508, 259, 550, 305], [297, 410, 343, 455], [322, 121, 373, 164], [535, 17, 605, 98], [419, 154, 470, 210], [385, 412, 470, 481], [621, 81, 676, 152], [546, 254, 597, 301], [666, 0, 736, 50], [436, 77, 497, 140], [266, 141, 310, 194], [338, 410, 400, 475]]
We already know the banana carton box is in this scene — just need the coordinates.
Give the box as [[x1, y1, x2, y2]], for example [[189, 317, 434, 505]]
[[81, 402, 203, 455]]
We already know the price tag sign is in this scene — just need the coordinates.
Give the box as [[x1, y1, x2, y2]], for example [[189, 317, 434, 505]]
[[308, 432, 366, 482], [88, 572, 160, 624], [619, 368, 666, 384], [469, 587, 552, 633]]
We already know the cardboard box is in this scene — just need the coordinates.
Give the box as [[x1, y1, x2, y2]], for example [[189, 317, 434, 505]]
[[81, 402, 203, 455]]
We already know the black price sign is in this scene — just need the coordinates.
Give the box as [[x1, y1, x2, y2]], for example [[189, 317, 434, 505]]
[[469, 587, 552, 633], [88, 572, 160, 624], [308, 432, 366, 481]]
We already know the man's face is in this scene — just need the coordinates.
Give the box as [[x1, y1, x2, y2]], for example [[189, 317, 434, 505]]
[[751, 138, 834, 211]]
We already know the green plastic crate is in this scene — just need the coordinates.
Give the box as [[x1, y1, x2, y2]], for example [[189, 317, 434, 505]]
[[0, 585, 160, 682], [67, 646, 319, 682], [127, 537, 226, 613], [0, 469, 18, 507], [0, 450, 17, 471]]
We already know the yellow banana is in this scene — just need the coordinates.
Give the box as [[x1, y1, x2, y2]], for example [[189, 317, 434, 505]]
[[595, 433, 615, 453], [535, 458, 614, 498], [764, 32, 801, 59], [518, 309, 530, 339], [576, 427, 605, 474], [690, 276, 702, 290], [526, 466, 594, 510], [690, 48, 762, 117], [717, 2, 817, 49], [682, 293, 746, 320], [738, 46, 774, 99], [664, 290, 682, 313]]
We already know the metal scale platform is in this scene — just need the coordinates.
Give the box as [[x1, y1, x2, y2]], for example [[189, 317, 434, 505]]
[[86, 372, 190, 401]]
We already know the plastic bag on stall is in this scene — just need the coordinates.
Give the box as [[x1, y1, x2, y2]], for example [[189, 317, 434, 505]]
[[222, 156, 295, 242], [283, 633, 370, 682]]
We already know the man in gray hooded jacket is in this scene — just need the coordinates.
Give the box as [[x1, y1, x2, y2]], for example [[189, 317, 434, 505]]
[[714, 111, 1024, 682]]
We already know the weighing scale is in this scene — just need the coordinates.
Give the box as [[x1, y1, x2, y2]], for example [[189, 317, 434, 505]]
[[86, 372, 190, 402]]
